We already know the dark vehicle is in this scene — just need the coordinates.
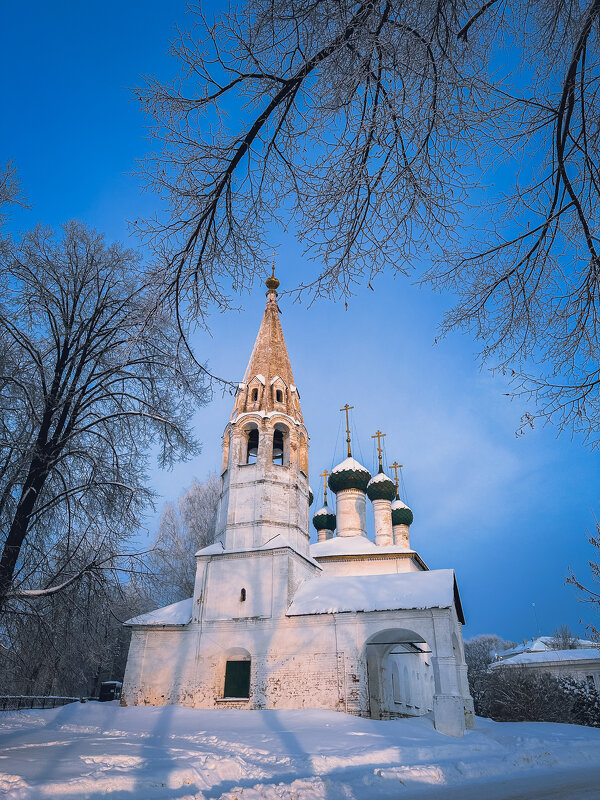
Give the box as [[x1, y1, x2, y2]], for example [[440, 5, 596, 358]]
[[98, 681, 122, 702]]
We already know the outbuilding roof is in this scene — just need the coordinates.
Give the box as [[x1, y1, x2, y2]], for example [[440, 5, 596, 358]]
[[491, 648, 600, 667]]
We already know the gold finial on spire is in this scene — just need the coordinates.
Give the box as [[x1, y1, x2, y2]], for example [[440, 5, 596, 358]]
[[265, 251, 280, 293], [340, 404, 354, 457], [390, 461, 403, 494], [371, 429, 386, 471], [320, 468, 330, 503]]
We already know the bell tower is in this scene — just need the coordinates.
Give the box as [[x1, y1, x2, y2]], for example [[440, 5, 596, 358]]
[[214, 270, 311, 556]]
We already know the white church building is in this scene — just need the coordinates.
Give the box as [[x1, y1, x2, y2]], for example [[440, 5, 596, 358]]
[[122, 273, 475, 737]]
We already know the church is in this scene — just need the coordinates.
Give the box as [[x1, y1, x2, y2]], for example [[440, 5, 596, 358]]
[[122, 272, 475, 737]]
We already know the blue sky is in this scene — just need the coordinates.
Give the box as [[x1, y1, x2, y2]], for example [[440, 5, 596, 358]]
[[2, 0, 600, 643]]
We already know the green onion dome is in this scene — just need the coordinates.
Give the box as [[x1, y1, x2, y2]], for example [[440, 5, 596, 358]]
[[313, 503, 336, 531], [328, 456, 371, 493], [391, 498, 414, 527], [308, 486, 314, 506], [366, 469, 397, 501]]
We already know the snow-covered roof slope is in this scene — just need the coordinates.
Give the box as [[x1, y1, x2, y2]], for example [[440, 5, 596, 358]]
[[501, 636, 598, 657], [331, 456, 370, 474], [313, 505, 335, 517], [492, 648, 600, 667], [196, 541, 225, 556], [125, 597, 193, 627], [196, 535, 321, 569], [391, 498, 410, 510], [310, 536, 414, 558], [368, 471, 393, 484], [287, 569, 459, 618]]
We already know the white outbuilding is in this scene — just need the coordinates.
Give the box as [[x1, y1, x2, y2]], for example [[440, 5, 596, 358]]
[[121, 272, 474, 737]]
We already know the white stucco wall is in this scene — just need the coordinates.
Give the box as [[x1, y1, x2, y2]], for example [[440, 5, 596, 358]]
[[122, 548, 473, 736]]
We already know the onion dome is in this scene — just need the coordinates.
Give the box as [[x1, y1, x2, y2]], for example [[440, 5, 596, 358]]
[[266, 266, 280, 293], [391, 497, 414, 526], [308, 486, 314, 506], [313, 503, 336, 532], [328, 456, 371, 493], [367, 468, 397, 501]]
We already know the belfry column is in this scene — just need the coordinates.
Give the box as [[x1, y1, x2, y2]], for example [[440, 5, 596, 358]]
[[390, 461, 413, 548], [328, 405, 371, 537], [366, 430, 395, 546], [213, 268, 311, 556]]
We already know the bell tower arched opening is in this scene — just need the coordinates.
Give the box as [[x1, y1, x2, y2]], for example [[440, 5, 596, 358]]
[[272, 422, 289, 466], [272, 429, 284, 465], [245, 425, 259, 464]]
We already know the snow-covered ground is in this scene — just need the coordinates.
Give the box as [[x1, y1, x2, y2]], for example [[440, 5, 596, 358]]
[[1, 703, 600, 799]]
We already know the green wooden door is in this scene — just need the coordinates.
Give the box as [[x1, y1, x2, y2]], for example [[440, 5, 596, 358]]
[[224, 660, 251, 698]]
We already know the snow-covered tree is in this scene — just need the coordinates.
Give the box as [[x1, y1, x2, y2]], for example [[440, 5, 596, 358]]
[[483, 668, 574, 723], [568, 522, 600, 642], [145, 474, 220, 606], [138, 0, 600, 445], [549, 624, 579, 650], [560, 676, 600, 728], [464, 634, 515, 713], [0, 221, 210, 614], [0, 570, 150, 697]]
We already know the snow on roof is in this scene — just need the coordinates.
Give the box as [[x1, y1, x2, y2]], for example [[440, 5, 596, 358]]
[[196, 541, 225, 557], [501, 636, 598, 657], [310, 536, 414, 558], [197, 535, 321, 569], [391, 498, 409, 510], [287, 569, 456, 616], [491, 648, 600, 667], [368, 471, 394, 485], [125, 597, 193, 627], [331, 456, 369, 474], [314, 505, 334, 517]]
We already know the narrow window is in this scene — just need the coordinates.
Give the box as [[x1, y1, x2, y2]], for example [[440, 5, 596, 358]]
[[240, 588, 246, 601], [272, 430, 284, 465], [224, 660, 251, 698], [246, 428, 259, 464], [276, 389, 283, 403], [251, 388, 258, 401]]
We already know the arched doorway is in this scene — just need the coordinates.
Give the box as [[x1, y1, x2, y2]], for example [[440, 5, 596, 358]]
[[365, 628, 435, 720]]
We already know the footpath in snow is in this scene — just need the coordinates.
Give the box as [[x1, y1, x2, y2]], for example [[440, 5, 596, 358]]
[[1, 702, 600, 799]]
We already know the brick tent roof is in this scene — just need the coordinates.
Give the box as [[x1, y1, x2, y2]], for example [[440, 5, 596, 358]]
[[233, 284, 303, 422]]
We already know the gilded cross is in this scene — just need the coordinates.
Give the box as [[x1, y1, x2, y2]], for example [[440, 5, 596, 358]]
[[339, 404, 354, 457], [371, 429, 386, 470], [390, 461, 403, 492], [319, 468, 330, 503]]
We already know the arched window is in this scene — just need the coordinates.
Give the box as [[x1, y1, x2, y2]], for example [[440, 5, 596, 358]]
[[246, 428, 259, 464], [251, 388, 258, 401], [272, 429, 284, 465], [275, 389, 283, 403]]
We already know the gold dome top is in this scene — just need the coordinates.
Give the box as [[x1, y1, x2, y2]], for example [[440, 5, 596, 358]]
[[266, 263, 280, 292]]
